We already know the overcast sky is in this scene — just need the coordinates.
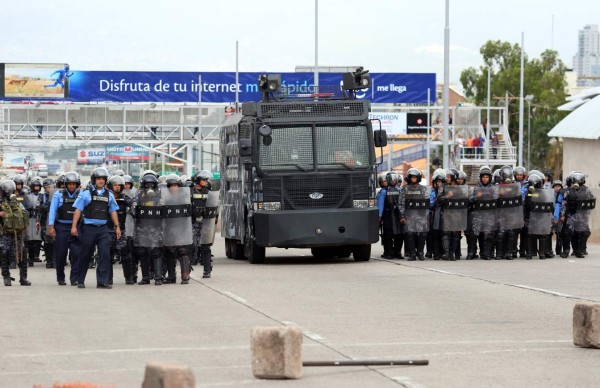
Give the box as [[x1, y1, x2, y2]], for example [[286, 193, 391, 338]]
[[2, 0, 599, 84]]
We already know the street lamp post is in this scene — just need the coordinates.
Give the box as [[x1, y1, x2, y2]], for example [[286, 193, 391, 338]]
[[525, 95, 533, 170]]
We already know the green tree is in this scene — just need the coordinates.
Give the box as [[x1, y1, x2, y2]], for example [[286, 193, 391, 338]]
[[460, 40, 568, 172]]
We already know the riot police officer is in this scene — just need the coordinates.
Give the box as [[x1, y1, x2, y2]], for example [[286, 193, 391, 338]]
[[122, 175, 139, 283], [132, 171, 164, 285], [560, 172, 594, 258], [549, 180, 564, 257], [495, 166, 524, 260], [513, 166, 529, 258], [37, 178, 56, 268], [71, 167, 121, 289], [0, 180, 31, 286], [191, 170, 218, 278], [107, 175, 134, 284], [47, 172, 81, 286], [376, 175, 389, 258], [399, 169, 429, 261], [377, 172, 403, 260], [467, 166, 497, 260], [24, 176, 43, 266]]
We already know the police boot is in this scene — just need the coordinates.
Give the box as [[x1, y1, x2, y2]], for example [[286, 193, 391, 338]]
[[425, 232, 434, 258], [441, 234, 450, 260], [201, 247, 212, 278], [393, 235, 404, 259], [495, 233, 504, 260], [537, 236, 546, 259], [45, 246, 55, 269], [504, 231, 515, 260], [381, 236, 394, 259], [416, 234, 426, 261], [526, 236, 535, 259], [576, 232, 591, 258], [449, 235, 459, 261], [121, 253, 134, 285], [466, 234, 477, 260], [138, 253, 150, 284], [154, 256, 163, 285], [560, 233, 571, 258], [454, 234, 462, 259], [19, 262, 31, 286], [545, 234, 555, 258], [165, 255, 177, 284], [180, 255, 191, 285], [403, 233, 415, 260]]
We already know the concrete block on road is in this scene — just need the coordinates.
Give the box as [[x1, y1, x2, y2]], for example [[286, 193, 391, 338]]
[[142, 362, 196, 388], [573, 303, 600, 348], [251, 326, 303, 379]]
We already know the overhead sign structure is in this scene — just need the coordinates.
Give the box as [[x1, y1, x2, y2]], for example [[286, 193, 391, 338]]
[[63, 71, 435, 104]]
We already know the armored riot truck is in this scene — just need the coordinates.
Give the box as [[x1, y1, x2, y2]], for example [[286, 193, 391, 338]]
[[220, 69, 387, 263]]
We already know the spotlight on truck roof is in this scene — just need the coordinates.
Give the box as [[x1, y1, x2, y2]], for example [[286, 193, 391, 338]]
[[342, 67, 371, 91], [258, 74, 281, 93]]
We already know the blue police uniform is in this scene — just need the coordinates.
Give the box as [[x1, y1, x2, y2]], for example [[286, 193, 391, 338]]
[[48, 188, 81, 285], [73, 185, 119, 286]]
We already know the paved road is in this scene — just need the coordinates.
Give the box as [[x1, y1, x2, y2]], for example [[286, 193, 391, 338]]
[[1, 238, 599, 387]]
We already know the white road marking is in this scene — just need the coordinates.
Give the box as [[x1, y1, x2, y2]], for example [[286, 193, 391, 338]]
[[222, 291, 248, 304], [0, 346, 249, 358], [513, 285, 574, 298], [392, 376, 425, 388]]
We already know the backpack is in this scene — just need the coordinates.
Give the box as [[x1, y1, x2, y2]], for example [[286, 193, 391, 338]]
[[1, 197, 29, 234]]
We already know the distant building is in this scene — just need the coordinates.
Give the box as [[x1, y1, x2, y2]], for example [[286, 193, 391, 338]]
[[435, 83, 467, 106], [573, 24, 600, 87]]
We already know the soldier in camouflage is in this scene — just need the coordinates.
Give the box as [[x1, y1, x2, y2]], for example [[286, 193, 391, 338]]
[[0, 180, 31, 286]]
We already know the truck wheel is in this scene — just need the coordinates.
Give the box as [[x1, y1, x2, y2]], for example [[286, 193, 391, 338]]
[[311, 247, 329, 259], [247, 240, 265, 264], [337, 247, 352, 258], [353, 244, 371, 261]]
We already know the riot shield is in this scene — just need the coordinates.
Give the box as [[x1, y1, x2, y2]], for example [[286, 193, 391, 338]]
[[24, 194, 41, 241], [133, 188, 163, 248], [441, 185, 469, 232], [123, 188, 136, 238], [528, 188, 554, 235], [574, 187, 596, 232], [497, 183, 524, 230], [200, 190, 220, 245], [161, 187, 193, 247], [404, 186, 430, 233], [471, 185, 498, 234]]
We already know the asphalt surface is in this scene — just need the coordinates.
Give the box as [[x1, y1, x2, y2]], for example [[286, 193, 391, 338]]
[[1, 238, 599, 387]]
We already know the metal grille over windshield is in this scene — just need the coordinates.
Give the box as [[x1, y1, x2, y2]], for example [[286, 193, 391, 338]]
[[258, 124, 369, 172]]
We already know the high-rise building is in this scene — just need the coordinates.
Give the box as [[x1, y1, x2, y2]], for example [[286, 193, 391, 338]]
[[573, 24, 600, 86]]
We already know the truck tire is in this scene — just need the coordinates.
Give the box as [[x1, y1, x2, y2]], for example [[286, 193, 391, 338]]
[[353, 244, 371, 261], [225, 238, 233, 259], [232, 241, 245, 260], [247, 239, 265, 264], [337, 247, 352, 258], [311, 247, 330, 259]]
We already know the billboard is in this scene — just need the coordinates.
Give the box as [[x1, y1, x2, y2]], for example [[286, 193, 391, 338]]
[[1, 63, 71, 99], [368, 112, 407, 135], [105, 144, 148, 161], [2, 152, 45, 168], [77, 148, 105, 164], [406, 113, 431, 135]]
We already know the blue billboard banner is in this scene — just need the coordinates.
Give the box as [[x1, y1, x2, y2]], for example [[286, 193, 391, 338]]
[[65, 71, 435, 104]]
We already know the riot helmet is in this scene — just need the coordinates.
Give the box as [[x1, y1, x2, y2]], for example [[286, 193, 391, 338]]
[[165, 174, 182, 187], [479, 166, 492, 185], [42, 178, 55, 187], [141, 170, 158, 180], [64, 172, 81, 189], [445, 168, 459, 184], [385, 172, 398, 186], [30, 176, 43, 191], [552, 179, 563, 189], [528, 169, 544, 180], [571, 172, 586, 188], [513, 166, 527, 182], [499, 165, 513, 184], [122, 175, 134, 189], [91, 167, 110, 185], [192, 170, 214, 184], [377, 175, 387, 187], [13, 174, 25, 186], [107, 175, 125, 191], [432, 168, 446, 183], [457, 170, 468, 184], [158, 175, 168, 185], [56, 174, 66, 189], [0, 180, 17, 196], [407, 168, 422, 184], [140, 173, 159, 190], [527, 173, 543, 189], [112, 169, 125, 177], [493, 169, 502, 185]]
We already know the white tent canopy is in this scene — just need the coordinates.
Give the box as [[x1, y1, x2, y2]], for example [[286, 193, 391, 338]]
[[548, 90, 600, 139]]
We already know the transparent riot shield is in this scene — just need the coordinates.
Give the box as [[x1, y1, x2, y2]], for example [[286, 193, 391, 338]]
[[200, 190, 220, 245], [161, 187, 193, 247], [471, 185, 498, 234], [442, 185, 469, 232], [133, 188, 163, 248], [123, 188, 137, 238], [574, 187, 596, 232], [528, 188, 554, 235], [497, 183, 524, 230], [404, 186, 430, 233]]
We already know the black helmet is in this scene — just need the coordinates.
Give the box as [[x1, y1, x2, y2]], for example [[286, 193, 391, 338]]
[[42, 178, 55, 187], [123, 175, 133, 186], [513, 166, 527, 180], [30, 176, 43, 189], [493, 169, 502, 184], [407, 168, 422, 183], [552, 179, 563, 188], [192, 170, 214, 184], [112, 169, 125, 177], [91, 167, 110, 184], [527, 173, 543, 189], [165, 174, 181, 187], [12, 174, 25, 185], [445, 168, 459, 183], [141, 174, 159, 189], [571, 172, 586, 186], [499, 165, 513, 184], [107, 175, 125, 191], [385, 172, 398, 185], [64, 172, 81, 187], [0, 179, 17, 196], [56, 174, 66, 188]]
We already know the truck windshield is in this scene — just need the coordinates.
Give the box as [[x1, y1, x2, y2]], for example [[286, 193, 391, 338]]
[[258, 123, 371, 172]]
